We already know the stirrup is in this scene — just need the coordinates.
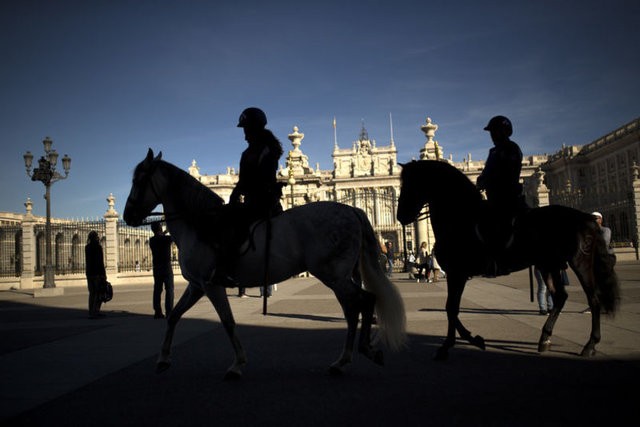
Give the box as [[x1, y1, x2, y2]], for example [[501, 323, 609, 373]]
[[482, 259, 510, 278], [210, 273, 239, 287], [482, 260, 498, 278]]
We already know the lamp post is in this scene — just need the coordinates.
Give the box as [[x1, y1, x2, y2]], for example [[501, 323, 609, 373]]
[[23, 137, 71, 288]]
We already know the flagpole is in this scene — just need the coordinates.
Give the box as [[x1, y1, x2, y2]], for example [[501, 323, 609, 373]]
[[333, 116, 338, 149]]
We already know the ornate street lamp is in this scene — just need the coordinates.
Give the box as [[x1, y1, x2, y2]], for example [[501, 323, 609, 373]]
[[24, 137, 71, 288]]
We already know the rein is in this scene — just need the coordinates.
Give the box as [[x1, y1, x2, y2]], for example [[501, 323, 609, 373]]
[[141, 211, 177, 225]]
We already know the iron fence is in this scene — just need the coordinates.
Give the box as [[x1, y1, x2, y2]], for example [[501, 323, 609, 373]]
[[550, 189, 636, 244], [32, 220, 107, 276], [337, 190, 407, 271], [0, 225, 22, 277]]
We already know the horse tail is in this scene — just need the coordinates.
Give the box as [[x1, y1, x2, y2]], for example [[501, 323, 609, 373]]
[[591, 226, 620, 316], [354, 208, 407, 351]]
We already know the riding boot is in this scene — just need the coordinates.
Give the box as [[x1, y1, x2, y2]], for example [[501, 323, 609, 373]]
[[482, 252, 510, 277], [209, 272, 238, 287], [208, 249, 239, 287], [206, 205, 243, 287], [482, 225, 512, 277]]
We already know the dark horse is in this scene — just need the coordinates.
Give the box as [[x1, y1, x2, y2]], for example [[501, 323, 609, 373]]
[[397, 160, 619, 360]]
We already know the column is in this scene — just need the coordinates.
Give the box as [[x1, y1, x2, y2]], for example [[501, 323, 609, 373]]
[[373, 188, 381, 226], [417, 117, 437, 249], [104, 193, 120, 279], [20, 198, 36, 289], [631, 163, 640, 259], [415, 207, 429, 250]]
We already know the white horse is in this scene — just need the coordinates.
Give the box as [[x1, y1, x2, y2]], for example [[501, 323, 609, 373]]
[[123, 149, 406, 379]]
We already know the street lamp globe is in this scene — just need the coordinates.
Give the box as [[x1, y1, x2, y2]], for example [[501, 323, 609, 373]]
[[23, 151, 34, 174], [62, 154, 71, 175], [48, 150, 59, 169], [42, 136, 53, 153]]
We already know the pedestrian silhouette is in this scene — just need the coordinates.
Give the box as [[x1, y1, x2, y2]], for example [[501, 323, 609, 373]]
[[150, 222, 174, 318]]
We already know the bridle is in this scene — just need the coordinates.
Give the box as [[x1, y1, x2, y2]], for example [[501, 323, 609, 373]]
[[141, 212, 165, 225], [130, 161, 180, 225]]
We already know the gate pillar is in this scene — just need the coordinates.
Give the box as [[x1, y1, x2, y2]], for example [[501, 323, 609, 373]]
[[20, 199, 36, 289], [104, 193, 120, 278]]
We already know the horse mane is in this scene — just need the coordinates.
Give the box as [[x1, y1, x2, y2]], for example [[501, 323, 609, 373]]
[[156, 159, 225, 222], [402, 160, 483, 208]]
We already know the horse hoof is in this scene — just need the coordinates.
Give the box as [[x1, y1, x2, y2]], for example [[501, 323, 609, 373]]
[[580, 347, 596, 357], [472, 335, 486, 350], [328, 366, 344, 376], [433, 348, 449, 361], [538, 339, 551, 353], [223, 369, 243, 381], [328, 364, 346, 376], [156, 361, 171, 374], [373, 350, 384, 366]]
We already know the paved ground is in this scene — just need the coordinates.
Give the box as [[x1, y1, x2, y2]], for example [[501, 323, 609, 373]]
[[1, 262, 639, 426]]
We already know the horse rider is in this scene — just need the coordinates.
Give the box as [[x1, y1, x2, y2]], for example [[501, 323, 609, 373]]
[[210, 107, 284, 286], [229, 107, 284, 219], [476, 115, 527, 275]]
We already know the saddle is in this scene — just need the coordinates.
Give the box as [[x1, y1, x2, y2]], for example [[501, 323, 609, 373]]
[[475, 197, 529, 277], [475, 214, 516, 251], [203, 182, 285, 250], [206, 189, 284, 286], [206, 202, 279, 253]]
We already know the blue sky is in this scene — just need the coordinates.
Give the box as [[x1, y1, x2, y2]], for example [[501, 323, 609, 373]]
[[1, 0, 638, 219]]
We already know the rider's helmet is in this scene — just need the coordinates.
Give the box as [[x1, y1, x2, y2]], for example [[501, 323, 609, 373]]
[[237, 107, 267, 129], [484, 115, 513, 137]]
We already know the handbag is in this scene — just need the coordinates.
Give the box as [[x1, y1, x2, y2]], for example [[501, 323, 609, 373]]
[[100, 278, 113, 303]]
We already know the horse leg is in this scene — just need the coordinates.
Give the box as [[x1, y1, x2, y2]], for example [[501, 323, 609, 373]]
[[581, 304, 601, 356], [453, 275, 485, 350], [157, 283, 204, 373], [358, 289, 384, 366], [435, 274, 467, 361], [329, 281, 360, 375], [203, 285, 247, 380], [575, 270, 601, 356], [455, 318, 486, 351], [537, 270, 568, 353]]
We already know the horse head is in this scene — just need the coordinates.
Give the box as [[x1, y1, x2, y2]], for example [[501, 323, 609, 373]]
[[123, 148, 163, 226], [397, 161, 430, 225], [398, 160, 484, 226]]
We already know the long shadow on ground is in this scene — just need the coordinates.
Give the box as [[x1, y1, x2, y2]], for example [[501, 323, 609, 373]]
[[3, 299, 639, 427]]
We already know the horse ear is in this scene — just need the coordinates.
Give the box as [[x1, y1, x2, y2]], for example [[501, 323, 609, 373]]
[[146, 148, 154, 162], [155, 151, 162, 161]]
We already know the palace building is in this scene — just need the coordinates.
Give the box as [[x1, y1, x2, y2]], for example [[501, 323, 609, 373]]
[[188, 117, 563, 262], [1, 115, 638, 289]]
